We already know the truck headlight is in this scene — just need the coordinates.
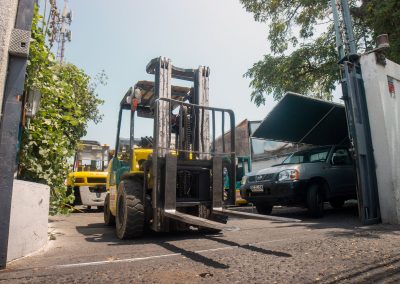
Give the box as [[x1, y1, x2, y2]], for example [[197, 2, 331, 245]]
[[278, 169, 299, 181], [241, 175, 248, 185]]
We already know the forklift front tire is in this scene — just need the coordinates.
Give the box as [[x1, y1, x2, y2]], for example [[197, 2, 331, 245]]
[[116, 178, 145, 239]]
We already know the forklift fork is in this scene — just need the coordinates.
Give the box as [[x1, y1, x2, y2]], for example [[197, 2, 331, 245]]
[[162, 154, 299, 231]]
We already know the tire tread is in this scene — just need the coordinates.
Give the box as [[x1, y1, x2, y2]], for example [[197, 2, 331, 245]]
[[116, 176, 145, 239]]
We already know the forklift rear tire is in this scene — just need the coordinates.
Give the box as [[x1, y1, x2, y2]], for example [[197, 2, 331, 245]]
[[104, 194, 115, 226], [116, 178, 145, 239]]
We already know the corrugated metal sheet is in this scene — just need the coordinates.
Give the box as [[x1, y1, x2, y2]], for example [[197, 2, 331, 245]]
[[252, 93, 349, 146]]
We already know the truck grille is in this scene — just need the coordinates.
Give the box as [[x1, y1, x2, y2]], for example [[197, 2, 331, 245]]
[[261, 173, 275, 181], [87, 177, 106, 184], [248, 176, 256, 182], [89, 186, 107, 193], [248, 173, 275, 183]]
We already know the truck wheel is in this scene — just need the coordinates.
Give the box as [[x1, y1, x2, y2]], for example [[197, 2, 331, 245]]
[[104, 194, 115, 226], [329, 198, 345, 209], [116, 178, 145, 239], [307, 184, 324, 218], [255, 203, 273, 215]]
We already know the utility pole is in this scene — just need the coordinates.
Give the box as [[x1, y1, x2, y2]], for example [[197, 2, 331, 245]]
[[56, 0, 72, 62], [330, 0, 380, 225], [48, 0, 72, 63], [0, 0, 35, 269]]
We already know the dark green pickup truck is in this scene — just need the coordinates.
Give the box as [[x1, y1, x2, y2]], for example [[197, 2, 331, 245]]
[[240, 146, 357, 217]]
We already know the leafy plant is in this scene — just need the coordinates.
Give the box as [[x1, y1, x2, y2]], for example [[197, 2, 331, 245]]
[[240, 0, 400, 105], [18, 6, 105, 215]]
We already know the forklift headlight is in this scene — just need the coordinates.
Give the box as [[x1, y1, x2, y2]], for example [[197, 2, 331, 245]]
[[278, 169, 299, 182], [241, 175, 248, 185]]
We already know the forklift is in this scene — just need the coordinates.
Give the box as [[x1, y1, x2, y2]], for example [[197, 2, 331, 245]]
[[104, 57, 291, 239], [67, 140, 109, 209]]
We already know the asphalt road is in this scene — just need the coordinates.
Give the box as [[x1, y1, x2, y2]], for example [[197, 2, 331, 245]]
[[1, 203, 400, 283]]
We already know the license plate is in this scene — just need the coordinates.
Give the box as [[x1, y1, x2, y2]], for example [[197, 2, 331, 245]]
[[250, 184, 264, 193]]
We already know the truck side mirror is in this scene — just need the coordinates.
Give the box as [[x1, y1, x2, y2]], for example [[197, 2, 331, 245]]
[[332, 155, 345, 165]]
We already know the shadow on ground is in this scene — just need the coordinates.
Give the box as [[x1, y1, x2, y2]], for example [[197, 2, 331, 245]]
[[73, 202, 400, 269], [75, 216, 294, 269], [75, 201, 373, 246], [262, 202, 400, 239]]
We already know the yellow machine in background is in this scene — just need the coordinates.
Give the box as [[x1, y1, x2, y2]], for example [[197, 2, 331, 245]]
[[106, 146, 153, 217], [67, 140, 109, 210]]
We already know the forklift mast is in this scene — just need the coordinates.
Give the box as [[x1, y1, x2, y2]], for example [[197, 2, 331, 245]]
[[145, 57, 237, 231], [109, 57, 295, 236]]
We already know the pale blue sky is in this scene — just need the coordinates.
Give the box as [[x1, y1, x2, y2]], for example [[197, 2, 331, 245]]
[[49, 0, 276, 147]]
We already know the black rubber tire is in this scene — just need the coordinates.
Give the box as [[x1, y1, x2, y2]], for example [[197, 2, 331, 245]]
[[255, 203, 273, 215], [104, 193, 115, 226], [329, 198, 345, 209], [116, 178, 145, 239], [307, 184, 324, 218]]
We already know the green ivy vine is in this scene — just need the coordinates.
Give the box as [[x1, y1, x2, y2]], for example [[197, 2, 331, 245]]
[[18, 6, 105, 215]]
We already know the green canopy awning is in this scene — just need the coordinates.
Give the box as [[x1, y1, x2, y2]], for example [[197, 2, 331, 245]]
[[252, 93, 349, 146]]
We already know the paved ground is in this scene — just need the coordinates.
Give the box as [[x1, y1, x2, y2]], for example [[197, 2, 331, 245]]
[[1, 203, 400, 283]]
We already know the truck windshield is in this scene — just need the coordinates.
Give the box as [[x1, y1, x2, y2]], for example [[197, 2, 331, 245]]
[[75, 144, 108, 172], [282, 147, 330, 164]]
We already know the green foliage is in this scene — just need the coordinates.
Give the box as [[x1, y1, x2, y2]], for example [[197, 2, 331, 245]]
[[18, 7, 104, 215], [240, 0, 400, 104], [355, 0, 400, 61], [246, 33, 338, 104]]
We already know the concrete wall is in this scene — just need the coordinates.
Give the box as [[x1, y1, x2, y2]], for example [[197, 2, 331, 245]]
[[7, 180, 49, 262], [361, 53, 400, 224], [0, 0, 18, 109]]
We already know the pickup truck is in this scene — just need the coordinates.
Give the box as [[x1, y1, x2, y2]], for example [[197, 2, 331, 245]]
[[240, 146, 357, 217]]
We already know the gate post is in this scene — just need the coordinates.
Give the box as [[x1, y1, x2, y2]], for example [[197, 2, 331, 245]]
[[330, 0, 381, 224], [0, 0, 34, 269]]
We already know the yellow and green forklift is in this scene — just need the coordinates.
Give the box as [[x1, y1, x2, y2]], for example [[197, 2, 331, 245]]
[[103, 57, 280, 239]]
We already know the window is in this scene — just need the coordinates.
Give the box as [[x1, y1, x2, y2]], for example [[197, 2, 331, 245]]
[[282, 147, 330, 164], [331, 148, 352, 165], [309, 151, 329, 162]]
